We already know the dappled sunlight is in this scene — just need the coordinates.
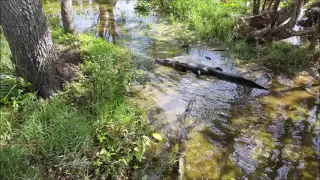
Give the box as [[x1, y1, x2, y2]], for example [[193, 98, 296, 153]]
[[1, 0, 319, 179]]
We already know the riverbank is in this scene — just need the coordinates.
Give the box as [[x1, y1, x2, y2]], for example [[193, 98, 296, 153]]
[[146, 0, 315, 75], [0, 29, 152, 179]]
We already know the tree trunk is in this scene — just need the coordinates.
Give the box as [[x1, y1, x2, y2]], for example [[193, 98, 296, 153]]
[[309, 20, 320, 51], [261, 0, 268, 12], [272, 0, 281, 11], [267, 0, 274, 10], [253, 0, 261, 15], [0, 0, 71, 97], [61, 0, 75, 33]]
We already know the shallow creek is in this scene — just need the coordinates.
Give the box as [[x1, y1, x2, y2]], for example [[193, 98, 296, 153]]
[[44, 0, 319, 179]]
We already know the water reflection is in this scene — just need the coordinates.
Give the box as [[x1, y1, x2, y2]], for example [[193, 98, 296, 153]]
[[97, 0, 117, 43]]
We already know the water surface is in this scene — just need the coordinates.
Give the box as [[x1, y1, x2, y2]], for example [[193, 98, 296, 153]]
[[44, 1, 320, 179]]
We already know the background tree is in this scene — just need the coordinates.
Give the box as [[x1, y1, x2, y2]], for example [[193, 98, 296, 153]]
[[0, 0, 76, 97], [61, 0, 76, 33]]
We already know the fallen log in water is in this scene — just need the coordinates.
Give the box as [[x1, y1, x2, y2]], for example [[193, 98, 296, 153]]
[[155, 58, 269, 90]]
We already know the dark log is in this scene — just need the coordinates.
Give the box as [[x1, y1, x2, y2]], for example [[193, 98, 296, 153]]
[[155, 59, 269, 90]]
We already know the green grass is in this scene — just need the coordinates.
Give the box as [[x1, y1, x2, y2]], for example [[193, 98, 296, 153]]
[[0, 29, 151, 179], [230, 40, 309, 74], [150, 0, 248, 41]]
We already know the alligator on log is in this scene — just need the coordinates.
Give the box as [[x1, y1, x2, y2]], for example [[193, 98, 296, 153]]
[[155, 58, 269, 90]]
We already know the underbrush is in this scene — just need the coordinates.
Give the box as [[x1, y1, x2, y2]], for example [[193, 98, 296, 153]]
[[231, 40, 309, 74], [149, 0, 247, 41], [0, 29, 151, 179]]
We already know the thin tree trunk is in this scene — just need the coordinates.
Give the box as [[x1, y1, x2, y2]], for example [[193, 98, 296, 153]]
[[253, 0, 258, 15], [267, 0, 274, 10], [262, 0, 268, 12], [61, 0, 75, 33], [0, 0, 67, 97], [272, 0, 281, 11], [256, 0, 261, 14], [252, 0, 262, 15], [309, 20, 320, 51]]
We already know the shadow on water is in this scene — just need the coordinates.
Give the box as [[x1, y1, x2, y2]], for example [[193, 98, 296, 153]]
[[43, 0, 320, 179]]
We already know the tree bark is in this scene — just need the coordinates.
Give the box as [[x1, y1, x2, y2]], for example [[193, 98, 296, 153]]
[[261, 0, 268, 12], [253, 0, 261, 15], [0, 0, 72, 97], [61, 0, 75, 34], [309, 20, 320, 51], [267, 0, 274, 10], [272, 0, 281, 11]]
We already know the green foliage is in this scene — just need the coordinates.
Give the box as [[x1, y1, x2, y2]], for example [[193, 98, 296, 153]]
[[149, 0, 248, 41], [0, 34, 13, 74], [79, 35, 134, 107], [230, 40, 309, 74], [77, 35, 151, 178], [260, 42, 309, 73], [0, 29, 151, 179], [51, 27, 79, 46], [135, 0, 151, 12], [0, 147, 31, 179], [0, 75, 33, 108], [0, 33, 34, 109]]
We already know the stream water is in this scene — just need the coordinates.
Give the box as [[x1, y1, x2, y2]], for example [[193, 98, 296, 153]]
[[44, 0, 319, 179]]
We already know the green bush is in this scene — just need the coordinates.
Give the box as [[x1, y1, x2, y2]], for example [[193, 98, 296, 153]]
[[230, 40, 309, 74], [0, 147, 31, 179], [260, 42, 309, 73], [78, 35, 151, 178], [150, 0, 248, 41]]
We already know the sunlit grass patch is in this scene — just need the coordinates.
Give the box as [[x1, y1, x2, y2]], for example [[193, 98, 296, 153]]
[[0, 28, 151, 179], [150, 0, 248, 41], [230, 40, 309, 74]]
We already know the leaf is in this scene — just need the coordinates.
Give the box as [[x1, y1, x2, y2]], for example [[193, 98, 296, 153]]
[[152, 133, 163, 141], [142, 175, 148, 180]]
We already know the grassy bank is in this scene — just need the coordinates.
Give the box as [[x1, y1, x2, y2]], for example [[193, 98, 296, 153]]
[[230, 40, 309, 74], [0, 29, 151, 179], [150, 0, 248, 41], [146, 0, 310, 74]]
